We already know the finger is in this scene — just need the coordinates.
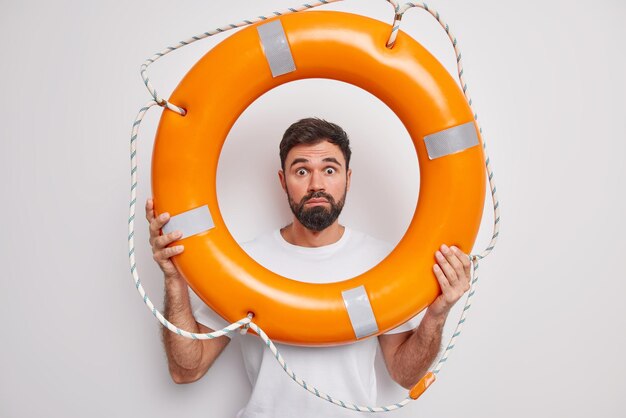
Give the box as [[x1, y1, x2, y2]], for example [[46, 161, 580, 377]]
[[145, 198, 155, 222], [154, 230, 183, 250], [153, 245, 184, 264], [149, 212, 170, 238], [442, 245, 465, 283], [435, 249, 457, 283], [452, 246, 472, 279], [162, 245, 184, 259], [432, 264, 450, 291]]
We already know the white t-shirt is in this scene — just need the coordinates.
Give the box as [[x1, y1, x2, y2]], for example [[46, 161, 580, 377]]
[[189, 227, 422, 418]]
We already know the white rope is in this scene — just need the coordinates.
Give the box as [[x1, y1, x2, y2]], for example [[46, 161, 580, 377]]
[[128, 100, 252, 339], [139, 0, 400, 115], [249, 322, 413, 412], [392, 2, 501, 376], [127, 90, 413, 417], [129, 0, 500, 411]]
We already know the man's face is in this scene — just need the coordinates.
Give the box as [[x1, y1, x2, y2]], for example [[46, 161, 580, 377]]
[[279, 140, 352, 232]]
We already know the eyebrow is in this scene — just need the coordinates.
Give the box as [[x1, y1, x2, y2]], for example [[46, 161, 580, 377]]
[[289, 157, 343, 168]]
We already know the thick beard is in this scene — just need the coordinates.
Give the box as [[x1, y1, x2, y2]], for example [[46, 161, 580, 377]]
[[287, 190, 346, 232]]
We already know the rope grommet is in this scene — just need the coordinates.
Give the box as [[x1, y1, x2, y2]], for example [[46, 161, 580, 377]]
[[154, 97, 187, 116], [386, 12, 404, 48], [241, 312, 255, 335]]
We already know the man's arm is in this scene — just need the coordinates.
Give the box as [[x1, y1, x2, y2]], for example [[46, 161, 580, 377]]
[[162, 275, 230, 384], [147, 199, 230, 384], [378, 310, 445, 389], [379, 244, 471, 389]]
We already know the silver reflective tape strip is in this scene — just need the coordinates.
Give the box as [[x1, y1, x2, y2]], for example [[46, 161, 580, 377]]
[[161, 205, 214, 239], [424, 121, 479, 160], [257, 20, 296, 78], [342, 285, 379, 339]]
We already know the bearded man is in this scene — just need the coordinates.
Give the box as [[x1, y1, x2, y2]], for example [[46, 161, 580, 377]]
[[146, 117, 472, 418]]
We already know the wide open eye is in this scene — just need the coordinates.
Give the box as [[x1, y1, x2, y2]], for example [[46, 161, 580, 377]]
[[296, 168, 308, 176], [325, 167, 336, 175]]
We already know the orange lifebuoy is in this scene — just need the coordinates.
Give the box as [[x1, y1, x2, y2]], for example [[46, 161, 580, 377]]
[[152, 10, 485, 346]]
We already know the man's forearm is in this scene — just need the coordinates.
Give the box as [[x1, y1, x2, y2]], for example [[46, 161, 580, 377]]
[[162, 277, 204, 373], [390, 310, 447, 389]]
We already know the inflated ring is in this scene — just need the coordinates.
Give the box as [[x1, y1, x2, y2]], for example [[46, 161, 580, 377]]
[[152, 10, 485, 346]]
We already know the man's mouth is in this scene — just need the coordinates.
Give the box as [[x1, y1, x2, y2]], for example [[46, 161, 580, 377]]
[[305, 198, 329, 205]]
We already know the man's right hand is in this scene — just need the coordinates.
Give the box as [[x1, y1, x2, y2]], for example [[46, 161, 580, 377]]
[[145, 198, 229, 384], [146, 198, 184, 279]]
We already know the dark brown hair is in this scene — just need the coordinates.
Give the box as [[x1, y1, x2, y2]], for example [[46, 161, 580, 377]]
[[279, 117, 351, 170]]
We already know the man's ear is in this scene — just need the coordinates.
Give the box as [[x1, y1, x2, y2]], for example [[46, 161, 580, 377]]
[[346, 168, 352, 192], [278, 169, 287, 193]]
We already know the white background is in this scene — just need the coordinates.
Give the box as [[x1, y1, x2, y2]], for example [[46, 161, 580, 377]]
[[1, 0, 625, 417]]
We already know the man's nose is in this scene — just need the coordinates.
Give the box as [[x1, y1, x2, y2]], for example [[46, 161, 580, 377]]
[[308, 170, 325, 192]]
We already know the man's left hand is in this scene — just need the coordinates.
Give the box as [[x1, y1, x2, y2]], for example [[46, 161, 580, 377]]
[[428, 244, 472, 318]]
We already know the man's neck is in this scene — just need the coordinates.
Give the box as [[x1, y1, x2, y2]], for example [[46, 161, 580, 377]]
[[280, 220, 345, 248]]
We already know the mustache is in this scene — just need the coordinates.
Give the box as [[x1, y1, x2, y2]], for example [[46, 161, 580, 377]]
[[299, 191, 336, 205]]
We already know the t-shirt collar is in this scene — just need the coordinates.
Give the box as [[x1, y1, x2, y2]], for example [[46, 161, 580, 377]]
[[273, 227, 352, 256]]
